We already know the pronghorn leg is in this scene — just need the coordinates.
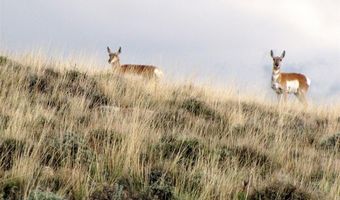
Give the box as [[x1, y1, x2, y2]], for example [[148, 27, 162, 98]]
[[283, 92, 288, 103], [277, 93, 286, 105], [277, 92, 287, 105], [277, 94, 282, 104], [295, 91, 308, 107]]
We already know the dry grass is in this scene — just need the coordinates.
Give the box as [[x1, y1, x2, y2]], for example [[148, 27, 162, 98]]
[[0, 52, 339, 200]]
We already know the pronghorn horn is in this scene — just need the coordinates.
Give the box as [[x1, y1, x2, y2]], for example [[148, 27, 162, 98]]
[[281, 50, 286, 58], [118, 46, 122, 54], [270, 50, 274, 58], [107, 46, 111, 53]]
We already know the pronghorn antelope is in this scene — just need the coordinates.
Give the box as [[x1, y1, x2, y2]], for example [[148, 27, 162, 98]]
[[107, 46, 163, 79], [270, 50, 311, 106]]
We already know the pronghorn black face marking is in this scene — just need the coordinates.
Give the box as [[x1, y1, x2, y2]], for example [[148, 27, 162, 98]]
[[270, 50, 285, 70], [107, 46, 121, 64]]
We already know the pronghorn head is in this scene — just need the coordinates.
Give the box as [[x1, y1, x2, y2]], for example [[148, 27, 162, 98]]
[[270, 50, 285, 70], [107, 46, 121, 65]]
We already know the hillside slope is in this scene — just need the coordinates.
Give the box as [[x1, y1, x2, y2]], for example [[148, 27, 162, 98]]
[[0, 54, 339, 200]]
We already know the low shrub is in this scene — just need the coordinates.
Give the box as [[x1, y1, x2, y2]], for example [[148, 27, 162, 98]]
[[90, 177, 148, 200], [43, 68, 60, 79], [28, 190, 63, 200], [0, 178, 24, 200], [63, 71, 110, 109], [181, 98, 219, 120], [43, 96, 70, 112], [151, 110, 188, 130], [320, 133, 340, 152], [218, 145, 274, 170], [0, 56, 8, 66], [27, 74, 52, 94], [0, 114, 10, 130], [40, 132, 94, 168], [88, 129, 123, 148], [248, 181, 316, 200], [40, 176, 64, 193], [87, 91, 110, 109], [26, 69, 111, 109], [90, 184, 125, 200], [156, 135, 204, 165], [76, 114, 92, 127], [0, 138, 25, 170], [90, 169, 175, 200], [148, 168, 175, 200]]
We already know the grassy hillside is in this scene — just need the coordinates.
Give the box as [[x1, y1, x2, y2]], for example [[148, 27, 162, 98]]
[[0, 53, 339, 200]]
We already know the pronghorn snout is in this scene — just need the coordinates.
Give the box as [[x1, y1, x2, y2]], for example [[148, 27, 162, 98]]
[[110, 57, 118, 64], [272, 58, 282, 69], [108, 54, 119, 64]]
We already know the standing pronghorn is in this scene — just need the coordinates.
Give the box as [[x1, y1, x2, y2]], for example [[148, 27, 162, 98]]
[[270, 50, 311, 106], [107, 46, 163, 79]]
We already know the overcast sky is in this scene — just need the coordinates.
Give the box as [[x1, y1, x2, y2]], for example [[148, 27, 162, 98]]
[[1, 0, 340, 102]]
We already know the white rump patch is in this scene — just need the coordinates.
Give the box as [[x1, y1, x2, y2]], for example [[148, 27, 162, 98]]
[[306, 77, 311, 86], [154, 68, 164, 79], [286, 80, 299, 93]]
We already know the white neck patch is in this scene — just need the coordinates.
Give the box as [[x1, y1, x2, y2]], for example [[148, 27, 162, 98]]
[[271, 69, 281, 92], [272, 69, 280, 82]]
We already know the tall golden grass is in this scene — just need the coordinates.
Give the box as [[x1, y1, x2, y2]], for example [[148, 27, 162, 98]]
[[0, 51, 339, 199]]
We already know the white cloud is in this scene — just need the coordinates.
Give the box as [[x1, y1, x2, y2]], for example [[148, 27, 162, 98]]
[[226, 0, 340, 46]]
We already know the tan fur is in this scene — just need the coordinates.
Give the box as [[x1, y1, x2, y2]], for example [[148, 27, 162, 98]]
[[118, 64, 157, 78], [278, 72, 309, 93]]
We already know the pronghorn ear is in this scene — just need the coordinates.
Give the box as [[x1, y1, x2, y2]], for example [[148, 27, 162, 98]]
[[270, 50, 274, 58], [107, 46, 111, 54], [281, 50, 286, 58], [117, 47, 122, 54]]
